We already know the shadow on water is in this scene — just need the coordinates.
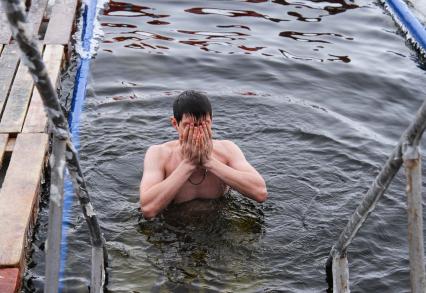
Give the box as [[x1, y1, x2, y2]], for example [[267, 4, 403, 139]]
[[136, 193, 265, 292]]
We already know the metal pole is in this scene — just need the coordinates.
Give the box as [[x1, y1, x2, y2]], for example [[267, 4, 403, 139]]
[[326, 98, 426, 291], [332, 253, 350, 293], [65, 141, 108, 291], [403, 145, 425, 293], [44, 137, 66, 293], [0, 0, 108, 291]]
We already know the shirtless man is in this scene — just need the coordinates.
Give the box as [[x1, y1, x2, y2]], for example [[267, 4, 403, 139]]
[[140, 90, 267, 219]]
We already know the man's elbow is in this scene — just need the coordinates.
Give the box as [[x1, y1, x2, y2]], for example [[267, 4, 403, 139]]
[[141, 204, 158, 220], [254, 186, 268, 203]]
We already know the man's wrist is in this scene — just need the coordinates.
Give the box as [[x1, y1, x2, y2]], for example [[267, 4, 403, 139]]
[[181, 158, 197, 172], [203, 156, 217, 171]]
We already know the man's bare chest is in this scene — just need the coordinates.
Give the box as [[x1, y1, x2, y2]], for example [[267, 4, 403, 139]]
[[164, 156, 228, 203], [176, 172, 227, 203]]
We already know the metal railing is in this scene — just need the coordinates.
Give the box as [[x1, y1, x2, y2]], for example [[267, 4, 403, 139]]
[[325, 100, 426, 292], [326, 0, 426, 292], [0, 0, 108, 292]]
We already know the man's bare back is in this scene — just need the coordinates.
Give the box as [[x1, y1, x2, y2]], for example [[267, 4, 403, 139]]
[[139, 90, 267, 219]]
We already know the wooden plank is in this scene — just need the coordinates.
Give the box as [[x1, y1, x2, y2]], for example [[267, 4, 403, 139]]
[[26, 0, 49, 38], [0, 45, 20, 119], [0, 134, 8, 166], [44, 0, 78, 44], [0, 133, 49, 267], [0, 6, 12, 44], [23, 45, 64, 133], [0, 268, 20, 293], [0, 60, 35, 133], [1, 0, 48, 43], [5, 136, 14, 152]]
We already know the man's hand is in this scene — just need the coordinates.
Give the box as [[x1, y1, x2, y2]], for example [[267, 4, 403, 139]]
[[180, 124, 201, 165], [200, 121, 213, 165]]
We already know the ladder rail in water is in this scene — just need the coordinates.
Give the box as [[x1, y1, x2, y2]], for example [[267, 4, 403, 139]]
[[326, 100, 426, 292], [326, 1, 426, 290]]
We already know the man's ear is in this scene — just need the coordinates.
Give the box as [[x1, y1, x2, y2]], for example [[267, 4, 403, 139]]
[[170, 116, 178, 130]]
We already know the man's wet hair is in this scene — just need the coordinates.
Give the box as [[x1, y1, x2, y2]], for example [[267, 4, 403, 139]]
[[173, 90, 212, 124]]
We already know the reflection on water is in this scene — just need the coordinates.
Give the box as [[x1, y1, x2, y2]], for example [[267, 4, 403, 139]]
[[185, 7, 288, 23], [273, 0, 359, 15], [105, 1, 169, 18], [279, 48, 351, 63], [101, 0, 361, 59], [278, 31, 354, 43]]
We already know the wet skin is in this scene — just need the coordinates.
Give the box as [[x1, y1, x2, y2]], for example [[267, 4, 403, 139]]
[[139, 114, 267, 219]]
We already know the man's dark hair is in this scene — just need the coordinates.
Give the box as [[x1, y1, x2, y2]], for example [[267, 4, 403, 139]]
[[173, 90, 212, 124]]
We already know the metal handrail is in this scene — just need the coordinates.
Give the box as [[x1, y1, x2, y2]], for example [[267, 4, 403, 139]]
[[325, 100, 426, 292], [0, 0, 108, 292], [326, 0, 426, 291]]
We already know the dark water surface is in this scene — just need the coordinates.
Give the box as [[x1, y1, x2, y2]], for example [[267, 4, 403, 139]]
[[26, 0, 426, 292]]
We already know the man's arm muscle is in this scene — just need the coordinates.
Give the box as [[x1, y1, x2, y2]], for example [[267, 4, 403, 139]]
[[204, 141, 267, 202], [139, 145, 194, 219]]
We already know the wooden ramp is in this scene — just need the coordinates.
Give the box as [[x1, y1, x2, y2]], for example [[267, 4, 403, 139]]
[[0, 0, 78, 291]]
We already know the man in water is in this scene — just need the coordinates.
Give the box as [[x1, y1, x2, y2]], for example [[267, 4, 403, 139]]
[[140, 90, 267, 219]]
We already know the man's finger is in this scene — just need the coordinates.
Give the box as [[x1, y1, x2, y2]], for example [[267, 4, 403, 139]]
[[194, 130, 201, 161], [200, 132, 205, 148], [206, 122, 213, 139], [183, 125, 190, 143], [188, 124, 194, 144], [202, 123, 209, 141], [192, 127, 198, 146], [179, 131, 184, 145]]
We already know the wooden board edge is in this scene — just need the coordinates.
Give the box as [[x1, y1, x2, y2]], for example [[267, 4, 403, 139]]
[[0, 268, 20, 293], [43, 0, 79, 45], [0, 133, 9, 166], [0, 60, 36, 133], [0, 133, 49, 267], [23, 45, 65, 133]]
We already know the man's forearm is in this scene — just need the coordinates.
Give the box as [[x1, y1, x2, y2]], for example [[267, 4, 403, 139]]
[[141, 160, 195, 218], [204, 158, 267, 202]]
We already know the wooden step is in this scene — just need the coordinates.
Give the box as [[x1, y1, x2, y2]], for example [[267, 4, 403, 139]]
[[0, 6, 12, 45], [44, 0, 78, 45], [0, 268, 20, 293], [0, 45, 20, 119], [0, 0, 48, 45], [0, 58, 35, 133], [0, 133, 49, 268], [0, 134, 8, 167], [23, 45, 65, 133], [26, 0, 49, 38]]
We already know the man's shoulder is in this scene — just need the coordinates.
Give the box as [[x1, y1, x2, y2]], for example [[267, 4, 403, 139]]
[[146, 141, 178, 158], [213, 140, 241, 157], [213, 139, 238, 149]]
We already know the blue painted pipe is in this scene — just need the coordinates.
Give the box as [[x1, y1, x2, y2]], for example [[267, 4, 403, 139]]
[[59, 0, 98, 290], [385, 0, 426, 51]]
